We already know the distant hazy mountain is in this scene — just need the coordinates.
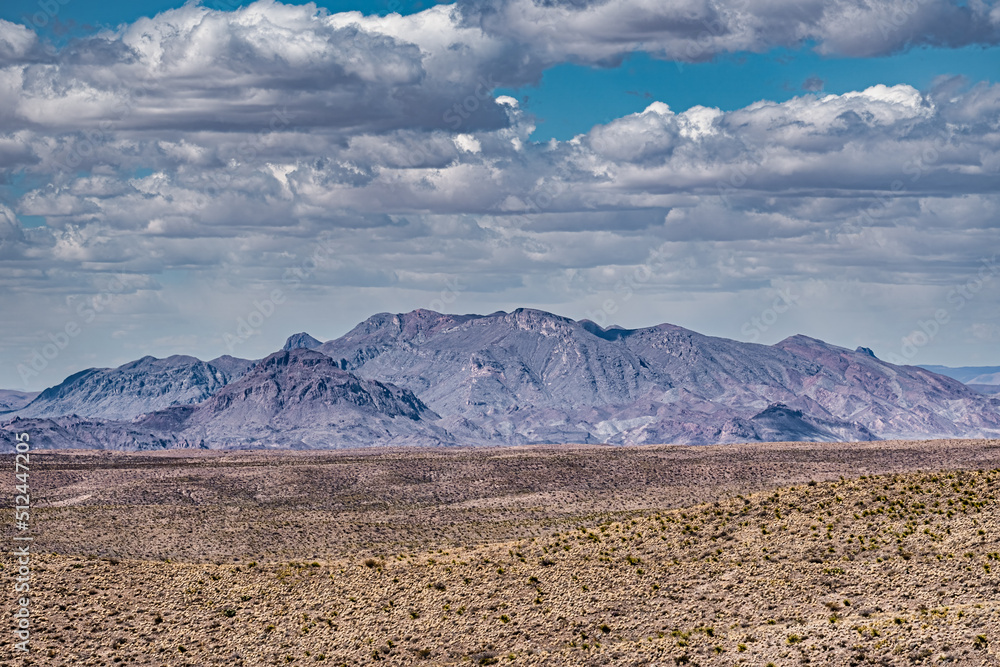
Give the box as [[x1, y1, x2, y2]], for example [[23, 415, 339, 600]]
[[13, 355, 252, 421], [969, 372, 1000, 385], [4, 309, 999, 449], [0, 390, 39, 414], [920, 365, 1000, 385]]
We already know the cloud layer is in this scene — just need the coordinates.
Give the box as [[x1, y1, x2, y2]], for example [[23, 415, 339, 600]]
[[456, 0, 1000, 63], [1, 0, 998, 388]]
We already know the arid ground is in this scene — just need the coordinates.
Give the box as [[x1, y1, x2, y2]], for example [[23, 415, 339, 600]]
[[4, 439, 1000, 666]]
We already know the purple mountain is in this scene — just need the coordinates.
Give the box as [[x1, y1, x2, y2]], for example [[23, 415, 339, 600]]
[[317, 309, 998, 444], [3, 309, 999, 450]]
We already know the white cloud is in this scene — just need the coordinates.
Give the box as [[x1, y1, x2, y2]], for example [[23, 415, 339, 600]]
[[10, 81, 997, 241], [453, 133, 482, 153], [0, 19, 36, 63], [0, 1, 998, 388], [455, 0, 1000, 63]]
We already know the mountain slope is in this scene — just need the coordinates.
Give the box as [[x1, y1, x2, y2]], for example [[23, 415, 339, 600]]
[[771, 335, 997, 439], [169, 349, 449, 448], [14, 356, 240, 421], [207, 355, 256, 380]]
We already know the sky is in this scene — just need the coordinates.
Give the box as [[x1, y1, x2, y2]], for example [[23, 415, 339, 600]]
[[0, 0, 998, 391]]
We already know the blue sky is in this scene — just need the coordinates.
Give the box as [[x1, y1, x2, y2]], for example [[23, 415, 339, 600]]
[[0, 0, 999, 389]]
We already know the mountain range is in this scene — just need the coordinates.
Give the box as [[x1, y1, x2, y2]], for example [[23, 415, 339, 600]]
[[3, 308, 999, 450]]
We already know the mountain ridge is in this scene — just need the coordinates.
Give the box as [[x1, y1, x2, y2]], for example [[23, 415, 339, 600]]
[[12, 354, 254, 421], [3, 309, 999, 450]]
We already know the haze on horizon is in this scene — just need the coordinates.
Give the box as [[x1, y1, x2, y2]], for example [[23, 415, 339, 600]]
[[0, 0, 998, 391]]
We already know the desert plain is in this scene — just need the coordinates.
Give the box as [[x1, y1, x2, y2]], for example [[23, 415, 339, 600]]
[[4, 439, 1000, 666]]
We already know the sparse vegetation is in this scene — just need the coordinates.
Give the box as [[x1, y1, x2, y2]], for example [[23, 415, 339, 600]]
[[12, 439, 1000, 665]]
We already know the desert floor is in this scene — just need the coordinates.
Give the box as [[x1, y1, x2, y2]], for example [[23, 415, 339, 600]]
[[3, 439, 1000, 666]]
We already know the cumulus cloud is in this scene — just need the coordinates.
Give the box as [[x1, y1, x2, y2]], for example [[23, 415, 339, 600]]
[[0, 204, 26, 259], [9, 81, 998, 281], [0, 19, 37, 65], [1, 0, 996, 145], [456, 0, 1000, 63], [2, 1, 511, 138], [0, 1, 998, 387]]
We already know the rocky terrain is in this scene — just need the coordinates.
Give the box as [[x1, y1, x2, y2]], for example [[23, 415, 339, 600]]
[[165, 348, 449, 449], [4, 439, 1000, 666], [3, 309, 1000, 449]]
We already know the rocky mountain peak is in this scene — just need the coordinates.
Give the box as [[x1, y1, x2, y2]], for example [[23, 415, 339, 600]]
[[282, 332, 322, 350]]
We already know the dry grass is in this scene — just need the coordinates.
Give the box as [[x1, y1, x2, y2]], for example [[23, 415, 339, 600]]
[[3, 439, 1000, 665]]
